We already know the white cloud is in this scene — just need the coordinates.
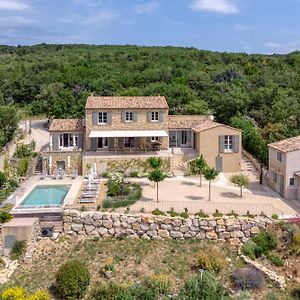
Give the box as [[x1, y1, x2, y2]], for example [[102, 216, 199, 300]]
[[264, 41, 300, 54], [0, 16, 33, 27], [190, 0, 239, 14], [0, 0, 30, 11], [83, 10, 118, 25], [133, 1, 160, 15]]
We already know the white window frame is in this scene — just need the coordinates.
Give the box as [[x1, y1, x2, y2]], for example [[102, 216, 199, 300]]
[[224, 135, 233, 153], [151, 111, 159, 122], [98, 112, 108, 124], [151, 136, 159, 142], [125, 111, 133, 122], [59, 133, 78, 149]]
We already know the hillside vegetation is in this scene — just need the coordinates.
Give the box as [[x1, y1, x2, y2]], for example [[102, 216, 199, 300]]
[[1, 44, 300, 162]]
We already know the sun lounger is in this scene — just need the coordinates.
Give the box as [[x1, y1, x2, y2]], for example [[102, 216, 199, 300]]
[[79, 198, 96, 204], [71, 169, 78, 179]]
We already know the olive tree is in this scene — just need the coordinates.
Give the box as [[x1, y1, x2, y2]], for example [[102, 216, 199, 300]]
[[230, 173, 250, 197], [148, 169, 167, 202], [203, 167, 219, 201]]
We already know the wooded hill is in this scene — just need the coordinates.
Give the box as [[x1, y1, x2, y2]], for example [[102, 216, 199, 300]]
[[1, 44, 300, 163]]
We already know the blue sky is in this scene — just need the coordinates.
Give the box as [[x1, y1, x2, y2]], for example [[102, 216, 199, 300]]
[[0, 0, 299, 54]]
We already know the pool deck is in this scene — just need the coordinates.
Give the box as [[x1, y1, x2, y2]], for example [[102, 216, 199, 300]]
[[11, 176, 82, 214]]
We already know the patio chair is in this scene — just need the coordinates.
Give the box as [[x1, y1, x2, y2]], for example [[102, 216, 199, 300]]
[[71, 169, 78, 179], [57, 169, 64, 180]]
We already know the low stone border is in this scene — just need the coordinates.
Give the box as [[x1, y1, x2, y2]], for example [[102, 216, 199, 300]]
[[238, 249, 286, 289]]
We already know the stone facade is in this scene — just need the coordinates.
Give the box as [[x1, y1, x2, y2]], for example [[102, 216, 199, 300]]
[[63, 210, 274, 244], [85, 108, 169, 151], [42, 150, 82, 175]]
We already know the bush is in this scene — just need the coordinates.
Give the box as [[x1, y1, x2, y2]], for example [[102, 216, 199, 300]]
[[266, 253, 284, 266], [180, 208, 189, 219], [55, 260, 90, 300], [14, 142, 34, 158], [291, 285, 300, 299], [1, 286, 51, 300], [195, 210, 209, 218], [151, 208, 166, 216], [129, 170, 139, 177], [252, 229, 278, 255], [17, 157, 29, 176], [144, 274, 172, 294], [88, 282, 128, 300], [103, 184, 142, 208], [195, 248, 226, 273], [167, 207, 179, 217], [10, 240, 26, 260], [179, 271, 230, 300], [291, 228, 300, 253], [241, 240, 258, 260], [0, 171, 7, 188], [231, 268, 265, 290], [226, 210, 238, 217], [271, 214, 279, 220], [0, 210, 13, 223], [212, 209, 223, 217]]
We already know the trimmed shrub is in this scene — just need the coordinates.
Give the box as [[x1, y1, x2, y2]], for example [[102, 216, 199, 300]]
[[271, 214, 279, 220], [0, 210, 13, 223], [180, 208, 189, 219], [167, 208, 179, 217], [55, 260, 90, 300], [212, 209, 223, 217], [195, 248, 226, 273], [10, 240, 26, 260], [266, 253, 284, 266], [195, 210, 209, 218], [179, 271, 230, 300], [231, 268, 265, 291], [151, 208, 166, 216]]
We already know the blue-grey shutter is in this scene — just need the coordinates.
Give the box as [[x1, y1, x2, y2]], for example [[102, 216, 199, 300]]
[[147, 112, 152, 122], [53, 133, 59, 150], [92, 111, 98, 125], [233, 135, 240, 153], [91, 138, 97, 150], [219, 135, 225, 153], [159, 111, 164, 122], [107, 112, 112, 124], [133, 112, 138, 122], [78, 133, 83, 149], [121, 112, 126, 123]]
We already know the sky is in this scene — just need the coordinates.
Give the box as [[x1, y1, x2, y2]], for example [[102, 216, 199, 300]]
[[0, 0, 300, 54]]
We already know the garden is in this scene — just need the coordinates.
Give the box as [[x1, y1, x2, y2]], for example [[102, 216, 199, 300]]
[[1, 220, 300, 300]]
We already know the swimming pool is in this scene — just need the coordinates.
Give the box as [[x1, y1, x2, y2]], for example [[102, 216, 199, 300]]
[[19, 185, 70, 207]]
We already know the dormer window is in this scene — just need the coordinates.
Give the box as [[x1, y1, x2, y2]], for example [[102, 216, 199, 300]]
[[151, 111, 159, 122], [98, 112, 108, 124], [125, 112, 133, 122]]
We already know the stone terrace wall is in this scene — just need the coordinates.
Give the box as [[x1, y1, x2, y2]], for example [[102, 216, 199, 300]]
[[63, 210, 274, 245]]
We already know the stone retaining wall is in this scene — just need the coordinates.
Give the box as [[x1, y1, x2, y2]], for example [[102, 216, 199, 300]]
[[63, 210, 274, 244]]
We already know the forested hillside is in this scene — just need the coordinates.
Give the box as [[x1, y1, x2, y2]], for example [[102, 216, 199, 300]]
[[1, 44, 300, 163]]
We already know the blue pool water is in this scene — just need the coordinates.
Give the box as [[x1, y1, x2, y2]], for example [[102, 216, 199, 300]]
[[20, 185, 70, 207]]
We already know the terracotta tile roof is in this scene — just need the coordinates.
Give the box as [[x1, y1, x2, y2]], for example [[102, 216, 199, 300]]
[[167, 115, 210, 129], [85, 96, 169, 109], [268, 136, 300, 153], [192, 120, 221, 132], [294, 170, 300, 177], [49, 119, 84, 132]]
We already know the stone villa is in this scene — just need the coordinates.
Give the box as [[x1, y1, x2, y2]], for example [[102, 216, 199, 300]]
[[42, 96, 242, 175]]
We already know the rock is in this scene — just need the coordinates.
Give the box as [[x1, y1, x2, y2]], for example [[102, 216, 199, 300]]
[[147, 230, 158, 238], [140, 223, 150, 231], [71, 223, 83, 232], [208, 220, 217, 227], [170, 231, 184, 238], [94, 220, 103, 227], [216, 226, 225, 233], [230, 231, 245, 238], [98, 227, 108, 235], [158, 229, 170, 238], [228, 238, 241, 246], [132, 223, 141, 231], [84, 225, 95, 234], [127, 217, 137, 224], [179, 225, 189, 233], [206, 231, 218, 240], [196, 231, 206, 239], [161, 224, 172, 231], [103, 219, 113, 229], [172, 219, 182, 227], [184, 231, 196, 238], [69, 209, 80, 217], [149, 223, 159, 230], [93, 213, 103, 220], [218, 232, 231, 239], [250, 226, 260, 234], [226, 225, 241, 232], [141, 216, 154, 223]]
